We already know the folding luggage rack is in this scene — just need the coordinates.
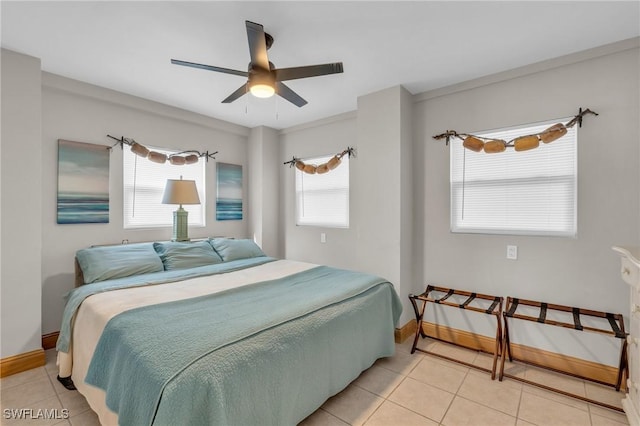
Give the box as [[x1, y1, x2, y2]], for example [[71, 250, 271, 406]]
[[500, 296, 628, 412], [409, 285, 504, 379]]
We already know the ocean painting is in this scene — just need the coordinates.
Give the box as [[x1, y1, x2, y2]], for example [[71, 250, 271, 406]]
[[57, 139, 110, 224], [216, 162, 243, 221]]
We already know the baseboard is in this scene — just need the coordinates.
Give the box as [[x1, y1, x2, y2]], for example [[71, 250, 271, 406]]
[[421, 321, 498, 354], [9, 324, 620, 385], [0, 349, 46, 378], [394, 320, 417, 343], [415, 321, 621, 387], [42, 332, 59, 350], [507, 340, 622, 388]]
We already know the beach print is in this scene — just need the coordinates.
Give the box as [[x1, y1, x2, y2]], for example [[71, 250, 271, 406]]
[[216, 163, 242, 220], [57, 139, 109, 224]]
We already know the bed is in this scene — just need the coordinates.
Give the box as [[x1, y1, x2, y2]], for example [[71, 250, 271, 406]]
[[56, 238, 402, 426]]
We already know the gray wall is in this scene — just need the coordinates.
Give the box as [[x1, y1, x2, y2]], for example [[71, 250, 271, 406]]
[[248, 126, 281, 258], [280, 87, 416, 327], [413, 44, 639, 366], [39, 73, 251, 335], [1, 40, 638, 368], [1, 49, 43, 358], [278, 41, 639, 366], [280, 113, 358, 269], [354, 86, 414, 327]]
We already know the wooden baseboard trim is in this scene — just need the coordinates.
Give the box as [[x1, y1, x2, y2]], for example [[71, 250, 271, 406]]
[[421, 322, 498, 354], [507, 341, 622, 388], [42, 332, 59, 350], [395, 320, 417, 343], [419, 321, 621, 387], [0, 349, 46, 378]]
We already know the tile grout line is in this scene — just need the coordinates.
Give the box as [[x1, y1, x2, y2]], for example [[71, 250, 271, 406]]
[[317, 407, 347, 425], [402, 344, 517, 424], [389, 375, 441, 423], [45, 351, 76, 425], [431, 350, 559, 425], [45, 369, 65, 408], [361, 355, 452, 425], [1, 367, 60, 410], [360, 358, 430, 425], [0, 368, 49, 393], [583, 380, 595, 426], [514, 386, 527, 426], [437, 351, 476, 425]]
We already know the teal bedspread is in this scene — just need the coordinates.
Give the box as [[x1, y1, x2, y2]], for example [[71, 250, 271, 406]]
[[57, 256, 276, 353], [84, 265, 402, 426]]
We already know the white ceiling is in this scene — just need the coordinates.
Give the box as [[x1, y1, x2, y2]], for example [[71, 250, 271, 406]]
[[2, 1, 639, 130]]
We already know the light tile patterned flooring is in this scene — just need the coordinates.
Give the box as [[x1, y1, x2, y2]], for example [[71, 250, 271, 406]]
[[0, 339, 630, 425]]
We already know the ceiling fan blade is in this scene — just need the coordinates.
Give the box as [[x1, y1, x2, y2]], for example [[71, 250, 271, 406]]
[[171, 59, 248, 77], [221, 84, 248, 103], [274, 63, 344, 82], [245, 21, 270, 70], [276, 82, 308, 107]]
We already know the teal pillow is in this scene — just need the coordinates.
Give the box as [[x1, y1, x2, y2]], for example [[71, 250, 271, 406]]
[[76, 243, 164, 284], [209, 238, 266, 262], [153, 240, 223, 270]]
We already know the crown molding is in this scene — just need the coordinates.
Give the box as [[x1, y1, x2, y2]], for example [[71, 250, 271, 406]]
[[42, 72, 250, 137], [414, 37, 640, 103], [280, 110, 357, 135]]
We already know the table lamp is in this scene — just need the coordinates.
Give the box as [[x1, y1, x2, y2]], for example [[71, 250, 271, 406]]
[[162, 177, 200, 241]]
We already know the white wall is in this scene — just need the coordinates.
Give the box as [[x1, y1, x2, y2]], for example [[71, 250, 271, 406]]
[[281, 87, 415, 327], [354, 86, 413, 327], [40, 73, 250, 334], [1, 49, 43, 358], [280, 112, 359, 268], [413, 44, 639, 366], [248, 126, 281, 258], [2, 40, 638, 369], [278, 41, 639, 366]]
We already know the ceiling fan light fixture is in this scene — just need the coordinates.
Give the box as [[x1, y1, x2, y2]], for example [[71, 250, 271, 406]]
[[249, 83, 275, 98], [248, 69, 276, 98]]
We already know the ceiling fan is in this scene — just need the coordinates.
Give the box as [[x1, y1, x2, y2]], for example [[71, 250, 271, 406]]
[[171, 20, 344, 107]]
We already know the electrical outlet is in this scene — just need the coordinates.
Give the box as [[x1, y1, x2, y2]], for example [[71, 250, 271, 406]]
[[320, 233, 326, 243], [507, 245, 518, 260]]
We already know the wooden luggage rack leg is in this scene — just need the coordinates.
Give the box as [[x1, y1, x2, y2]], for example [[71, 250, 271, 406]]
[[409, 285, 504, 379], [499, 296, 628, 412]]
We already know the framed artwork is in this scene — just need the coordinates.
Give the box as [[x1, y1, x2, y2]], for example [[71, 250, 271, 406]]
[[216, 162, 243, 220], [57, 139, 110, 224]]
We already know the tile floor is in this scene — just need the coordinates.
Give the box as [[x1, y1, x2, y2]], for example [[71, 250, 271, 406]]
[[0, 339, 630, 426]]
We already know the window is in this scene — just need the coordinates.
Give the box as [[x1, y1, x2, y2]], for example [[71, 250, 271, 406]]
[[123, 146, 205, 229], [450, 118, 577, 237], [295, 154, 349, 228]]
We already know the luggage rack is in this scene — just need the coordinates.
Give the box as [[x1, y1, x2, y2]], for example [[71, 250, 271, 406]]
[[409, 285, 504, 379], [499, 296, 628, 412]]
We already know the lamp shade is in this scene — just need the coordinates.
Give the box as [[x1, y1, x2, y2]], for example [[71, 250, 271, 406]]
[[162, 179, 201, 205]]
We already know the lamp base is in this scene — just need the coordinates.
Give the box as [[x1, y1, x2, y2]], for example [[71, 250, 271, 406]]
[[172, 207, 190, 242]]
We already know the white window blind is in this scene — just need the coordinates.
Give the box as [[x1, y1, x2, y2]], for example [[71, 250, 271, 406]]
[[123, 146, 205, 229], [296, 154, 349, 228], [450, 118, 577, 237]]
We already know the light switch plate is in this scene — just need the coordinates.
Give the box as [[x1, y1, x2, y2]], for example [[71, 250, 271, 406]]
[[507, 245, 518, 260], [320, 233, 326, 243]]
